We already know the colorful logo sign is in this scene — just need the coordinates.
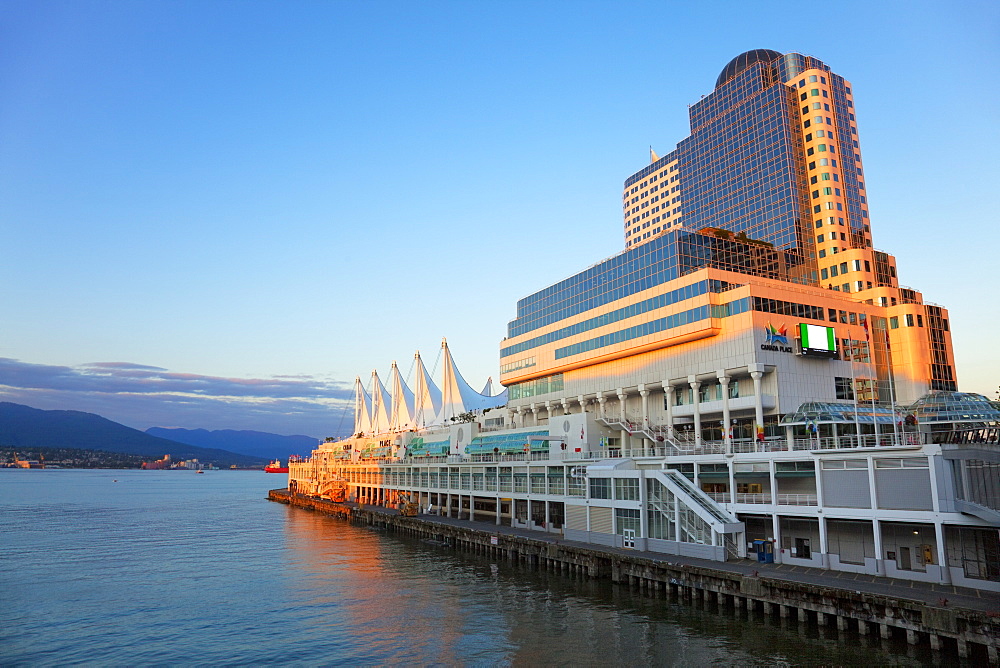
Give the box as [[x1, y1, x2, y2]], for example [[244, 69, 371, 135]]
[[764, 323, 788, 345]]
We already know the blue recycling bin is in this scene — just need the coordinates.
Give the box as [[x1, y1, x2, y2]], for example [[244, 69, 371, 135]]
[[754, 539, 774, 563]]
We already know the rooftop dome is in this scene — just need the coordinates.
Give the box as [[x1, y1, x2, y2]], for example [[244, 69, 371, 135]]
[[715, 49, 782, 89], [907, 391, 1000, 423]]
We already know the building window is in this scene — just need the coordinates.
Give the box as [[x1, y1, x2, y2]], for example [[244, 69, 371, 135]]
[[589, 478, 611, 499], [835, 377, 855, 400], [906, 314, 914, 327], [615, 508, 641, 536], [615, 478, 639, 501]]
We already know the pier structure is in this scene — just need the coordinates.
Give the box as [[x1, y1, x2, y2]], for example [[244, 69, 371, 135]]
[[270, 489, 999, 663]]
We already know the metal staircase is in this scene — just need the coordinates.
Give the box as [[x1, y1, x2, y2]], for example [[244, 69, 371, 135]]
[[597, 417, 697, 454], [649, 469, 744, 539]]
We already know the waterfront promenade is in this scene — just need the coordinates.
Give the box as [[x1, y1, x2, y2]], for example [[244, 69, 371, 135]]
[[347, 499, 997, 613]]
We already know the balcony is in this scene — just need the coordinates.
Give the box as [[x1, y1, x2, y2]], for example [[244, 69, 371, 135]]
[[777, 493, 817, 506]]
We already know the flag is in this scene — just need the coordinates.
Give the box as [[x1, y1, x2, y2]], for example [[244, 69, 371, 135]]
[[862, 318, 870, 342]]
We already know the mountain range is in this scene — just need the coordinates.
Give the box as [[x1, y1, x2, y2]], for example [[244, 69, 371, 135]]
[[0, 402, 268, 467], [145, 427, 317, 461]]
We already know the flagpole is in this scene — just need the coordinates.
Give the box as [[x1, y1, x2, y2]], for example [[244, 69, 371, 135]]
[[885, 328, 899, 445], [863, 317, 879, 446], [849, 338, 861, 446]]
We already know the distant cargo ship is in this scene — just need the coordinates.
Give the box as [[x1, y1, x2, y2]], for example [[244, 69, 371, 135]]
[[264, 460, 288, 473]]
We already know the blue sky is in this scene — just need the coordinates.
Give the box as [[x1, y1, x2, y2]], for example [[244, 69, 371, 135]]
[[2, 0, 997, 438]]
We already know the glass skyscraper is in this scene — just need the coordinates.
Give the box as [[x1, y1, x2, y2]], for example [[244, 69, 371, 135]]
[[502, 49, 956, 408]]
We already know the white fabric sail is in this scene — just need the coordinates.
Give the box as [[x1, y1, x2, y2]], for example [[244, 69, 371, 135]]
[[370, 369, 392, 435], [354, 376, 373, 435], [389, 360, 416, 431], [435, 338, 508, 423], [412, 350, 442, 429]]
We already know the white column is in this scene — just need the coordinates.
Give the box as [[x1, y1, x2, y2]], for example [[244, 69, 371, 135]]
[[772, 514, 783, 564], [688, 376, 702, 446], [813, 458, 825, 508], [872, 519, 884, 575], [639, 385, 651, 453], [617, 388, 628, 452], [577, 395, 587, 414], [544, 401, 552, 425], [597, 392, 607, 419], [639, 472, 649, 539], [718, 372, 731, 456], [663, 383, 675, 437], [750, 368, 765, 433], [530, 404, 539, 427], [934, 521, 951, 584], [818, 516, 829, 569]]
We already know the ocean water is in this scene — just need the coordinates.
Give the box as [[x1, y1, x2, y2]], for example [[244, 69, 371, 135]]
[[0, 469, 933, 666]]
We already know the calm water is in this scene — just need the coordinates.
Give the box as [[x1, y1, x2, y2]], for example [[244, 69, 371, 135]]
[[1, 469, 934, 666]]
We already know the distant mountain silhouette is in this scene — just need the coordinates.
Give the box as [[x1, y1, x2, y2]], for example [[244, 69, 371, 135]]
[[145, 427, 317, 461], [0, 402, 267, 467]]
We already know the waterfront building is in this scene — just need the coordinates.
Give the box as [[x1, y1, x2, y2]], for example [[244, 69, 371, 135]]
[[291, 50, 999, 592]]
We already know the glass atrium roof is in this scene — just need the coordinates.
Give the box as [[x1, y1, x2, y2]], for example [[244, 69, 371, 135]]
[[781, 402, 905, 425], [906, 391, 1000, 423]]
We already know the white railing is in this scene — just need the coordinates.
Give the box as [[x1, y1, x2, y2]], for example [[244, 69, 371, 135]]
[[735, 492, 770, 504], [777, 493, 817, 506], [792, 433, 922, 450]]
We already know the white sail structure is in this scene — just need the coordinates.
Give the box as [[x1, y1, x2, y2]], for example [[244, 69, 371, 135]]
[[352, 342, 508, 436], [353, 376, 373, 436], [370, 369, 392, 435], [435, 338, 509, 423], [388, 360, 416, 432], [412, 350, 443, 429]]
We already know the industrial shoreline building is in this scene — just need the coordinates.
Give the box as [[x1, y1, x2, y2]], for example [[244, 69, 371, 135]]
[[289, 50, 999, 592]]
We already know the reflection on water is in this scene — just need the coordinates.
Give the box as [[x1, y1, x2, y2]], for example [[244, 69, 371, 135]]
[[280, 506, 934, 667], [0, 470, 933, 666]]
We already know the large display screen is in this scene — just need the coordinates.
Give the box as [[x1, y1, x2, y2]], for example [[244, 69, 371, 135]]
[[798, 323, 837, 358]]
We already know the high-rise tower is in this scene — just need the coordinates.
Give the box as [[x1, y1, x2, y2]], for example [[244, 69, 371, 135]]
[[625, 50, 880, 288], [618, 49, 955, 396], [501, 49, 956, 415]]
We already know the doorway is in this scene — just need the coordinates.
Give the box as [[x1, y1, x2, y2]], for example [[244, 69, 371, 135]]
[[623, 529, 636, 549]]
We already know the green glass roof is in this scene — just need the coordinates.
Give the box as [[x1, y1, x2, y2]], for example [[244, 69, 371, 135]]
[[781, 401, 905, 425], [906, 391, 1000, 423]]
